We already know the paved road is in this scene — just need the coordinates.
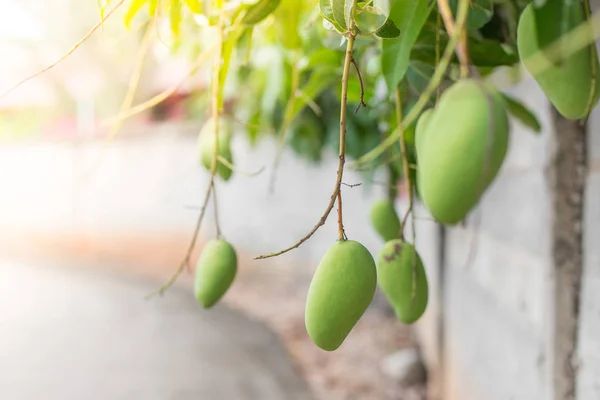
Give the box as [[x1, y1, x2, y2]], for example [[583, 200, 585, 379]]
[[0, 259, 314, 400]]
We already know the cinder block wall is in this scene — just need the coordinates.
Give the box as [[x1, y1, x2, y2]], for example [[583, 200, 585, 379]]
[[405, 75, 556, 400], [576, 77, 600, 400]]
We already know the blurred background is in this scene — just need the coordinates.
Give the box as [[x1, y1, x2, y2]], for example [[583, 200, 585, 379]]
[[1, 1, 600, 400]]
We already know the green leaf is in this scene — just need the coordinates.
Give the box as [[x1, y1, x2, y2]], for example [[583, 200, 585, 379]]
[[305, 48, 344, 70], [319, 0, 345, 32], [406, 61, 436, 99], [289, 112, 325, 163], [170, 0, 182, 36], [375, 18, 400, 38], [332, 0, 349, 31], [242, 0, 282, 25], [124, 0, 147, 29], [273, 0, 304, 49], [247, 108, 263, 146], [235, 27, 254, 64], [148, 0, 158, 16], [218, 28, 243, 109], [288, 68, 339, 121], [381, 0, 433, 91], [344, 76, 374, 104], [531, 0, 577, 68], [355, 1, 391, 35], [98, 0, 107, 28], [411, 30, 519, 67], [501, 93, 542, 133], [449, 0, 493, 29], [182, 0, 202, 13], [322, 0, 356, 32]]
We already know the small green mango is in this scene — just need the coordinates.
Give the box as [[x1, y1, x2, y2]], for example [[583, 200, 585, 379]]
[[417, 79, 509, 225], [194, 239, 237, 308], [198, 117, 234, 181], [517, 1, 600, 120], [305, 240, 377, 351], [415, 108, 434, 158], [370, 199, 401, 242], [377, 240, 428, 324]]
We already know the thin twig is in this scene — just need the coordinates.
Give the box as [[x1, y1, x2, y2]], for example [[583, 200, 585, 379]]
[[351, 0, 470, 167], [523, 9, 600, 78], [382, 124, 397, 202], [75, 18, 155, 185], [212, 182, 222, 238], [217, 155, 265, 177], [255, 30, 358, 259], [146, 176, 214, 297], [296, 89, 323, 116], [395, 88, 414, 239], [102, 45, 215, 127], [337, 191, 347, 240], [222, 113, 276, 134], [107, 18, 156, 141], [352, 150, 403, 171], [1, 0, 126, 99], [394, 87, 418, 308], [341, 182, 362, 188], [437, 0, 470, 78], [148, 8, 225, 296], [207, 7, 225, 242], [351, 57, 367, 114]]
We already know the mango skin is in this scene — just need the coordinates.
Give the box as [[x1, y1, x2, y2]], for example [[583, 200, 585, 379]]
[[377, 240, 428, 324], [305, 240, 377, 351], [415, 108, 434, 158], [417, 79, 509, 225], [517, 1, 600, 120], [197, 117, 234, 181], [194, 239, 237, 308], [370, 199, 401, 242]]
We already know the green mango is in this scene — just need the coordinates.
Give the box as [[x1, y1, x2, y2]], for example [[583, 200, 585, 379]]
[[370, 199, 401, 242], [417, 79, 509, 225], [517, 1, 600, 120], [377, 240, 428, 324], [305, 240, 377, 351], [197, 117, 234, 181], [415, 108, 434, 158], [194, 239, 237, 308]]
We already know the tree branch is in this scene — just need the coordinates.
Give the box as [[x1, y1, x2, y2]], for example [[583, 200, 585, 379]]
[[102, 44, 215, 127], [437, 0, 471, 78], [395, 88, 413, 239], [351, 57, 366, 114], [255, 30, 357, 259], [217, 155, 265, 177], [147, 8, 225, 296]]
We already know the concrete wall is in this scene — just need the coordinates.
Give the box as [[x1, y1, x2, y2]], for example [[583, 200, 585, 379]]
[[408, 71, 599, 400], [577, 79, 600, 400], [0, 122, 388, 272], [403, 75, 556, 400]]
